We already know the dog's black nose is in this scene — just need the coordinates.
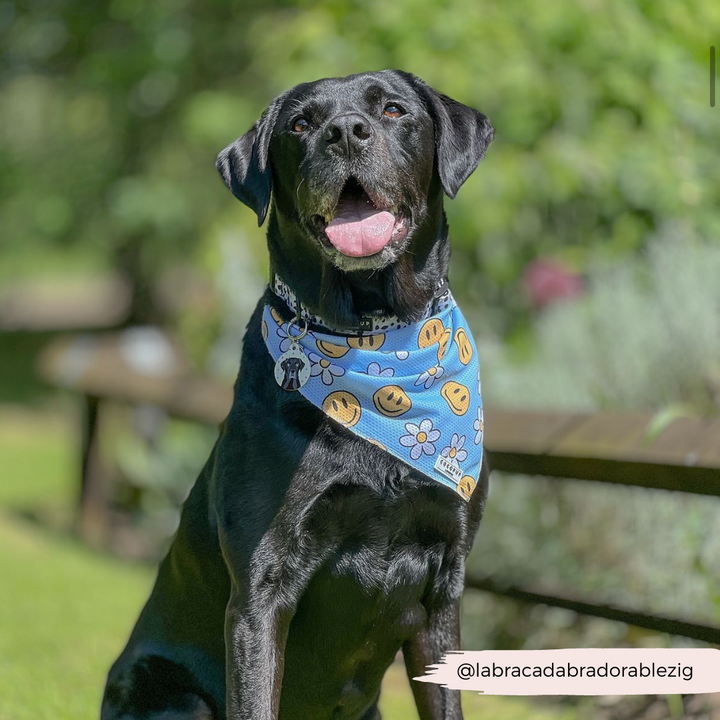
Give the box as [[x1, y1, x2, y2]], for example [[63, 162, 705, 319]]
[[323, 113, 373, 156]]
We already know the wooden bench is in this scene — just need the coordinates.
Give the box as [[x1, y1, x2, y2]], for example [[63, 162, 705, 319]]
[[38, 331, 720, 644], [0, 275, 131, 333]]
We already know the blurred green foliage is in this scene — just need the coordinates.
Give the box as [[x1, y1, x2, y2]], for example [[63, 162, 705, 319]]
[[2, 0, 718, 332], [484, 228, 720, 414]]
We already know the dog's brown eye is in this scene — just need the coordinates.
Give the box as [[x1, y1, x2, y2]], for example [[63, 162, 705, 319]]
[[292, 117, 310, 132], [383, 104, 404, 118]]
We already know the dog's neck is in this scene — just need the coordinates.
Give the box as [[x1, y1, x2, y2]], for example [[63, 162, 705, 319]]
[[266, 200, 450, 330]]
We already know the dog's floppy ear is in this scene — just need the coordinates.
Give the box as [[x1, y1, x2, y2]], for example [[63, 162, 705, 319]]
[[215, 92, 287, 226], [407, 75, 494, 199]]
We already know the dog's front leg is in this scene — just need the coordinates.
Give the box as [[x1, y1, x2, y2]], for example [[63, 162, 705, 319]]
[[222, 524, 320, 720], [224, 584, 292, 720], [403, 599, 464, 720]]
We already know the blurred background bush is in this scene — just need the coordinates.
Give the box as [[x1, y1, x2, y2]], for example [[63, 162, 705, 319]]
[[1, 0, 719, 718]]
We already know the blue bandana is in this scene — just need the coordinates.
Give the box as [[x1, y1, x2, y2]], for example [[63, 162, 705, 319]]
[[262, 288, 483, 501]]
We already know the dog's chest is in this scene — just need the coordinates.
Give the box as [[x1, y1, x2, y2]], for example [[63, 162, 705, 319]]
[[301, 436, 466, 591], [278, 474, 464, 718]]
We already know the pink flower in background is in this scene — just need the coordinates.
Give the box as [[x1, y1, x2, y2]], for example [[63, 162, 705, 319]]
[[523, 259, 585, 310]]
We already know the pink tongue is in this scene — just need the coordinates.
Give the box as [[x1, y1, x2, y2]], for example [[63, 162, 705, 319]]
[[325, 199, 395, 257]]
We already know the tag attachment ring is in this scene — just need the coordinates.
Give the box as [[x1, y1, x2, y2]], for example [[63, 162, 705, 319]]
[[287, 314, 309, 342]]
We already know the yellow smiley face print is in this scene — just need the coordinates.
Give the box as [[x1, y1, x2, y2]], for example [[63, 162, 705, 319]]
[[457, 475, 476, 500], [269, 306, 285, 326], [373, 385, 412, 417], [322, 391, 362, 427], [454, 328, 473, 365], [440, 381, 470, 416], [418, 318, 445, 348], [316, 339, 350, 358], [437, 328, 452, 362], [347, 334, 386, 351], [366, 438, 388, 451]]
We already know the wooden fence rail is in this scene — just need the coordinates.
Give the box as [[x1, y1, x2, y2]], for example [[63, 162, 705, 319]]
[[487, 408, 720, 498]]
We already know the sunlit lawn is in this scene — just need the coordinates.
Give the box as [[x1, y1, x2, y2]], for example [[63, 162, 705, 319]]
[[0, 406, 577, 720]]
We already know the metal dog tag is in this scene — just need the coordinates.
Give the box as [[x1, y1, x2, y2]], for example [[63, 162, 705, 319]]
[[274, 343, 310, 392]]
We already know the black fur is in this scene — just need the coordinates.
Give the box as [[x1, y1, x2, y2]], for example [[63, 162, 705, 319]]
[[102, 70, 493, 720]]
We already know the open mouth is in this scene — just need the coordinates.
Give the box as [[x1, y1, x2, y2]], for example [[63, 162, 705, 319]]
[[313, 177, 407, 258]]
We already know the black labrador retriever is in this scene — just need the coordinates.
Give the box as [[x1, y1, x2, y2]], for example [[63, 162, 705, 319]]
[[102, 69, 493, 720]]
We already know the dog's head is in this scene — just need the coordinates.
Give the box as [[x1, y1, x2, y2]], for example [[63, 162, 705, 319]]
[[217, 70, 493, 273]]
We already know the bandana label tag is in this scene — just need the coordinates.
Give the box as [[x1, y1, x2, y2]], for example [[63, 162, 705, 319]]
[[434, 455, 464, 483]]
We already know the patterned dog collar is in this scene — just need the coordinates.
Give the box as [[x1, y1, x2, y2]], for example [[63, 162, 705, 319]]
[[262, 278, 483, 501], [270, 273, 449, 334]]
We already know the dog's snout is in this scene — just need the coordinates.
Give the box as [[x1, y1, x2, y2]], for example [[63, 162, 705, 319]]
[[323, 113, 373, 156]]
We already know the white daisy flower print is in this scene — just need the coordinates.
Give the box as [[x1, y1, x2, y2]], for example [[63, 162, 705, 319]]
[[440, 433, 468, 466], [276, 325, 292, 352], [366, 361, 394, 377], [473, 407, 484, 445], [308, 352, 345, 386], [414, 365, 445, 389], [395, 350, 410, 360], [399, 419, 441, 461]]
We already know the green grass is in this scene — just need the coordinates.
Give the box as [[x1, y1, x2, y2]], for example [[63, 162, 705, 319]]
[[0, 408, 154, 720], [0, 406, 579, 720], [0, 515, 153, 720], [0, 408, 75, 512]]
